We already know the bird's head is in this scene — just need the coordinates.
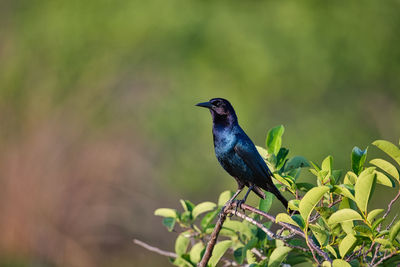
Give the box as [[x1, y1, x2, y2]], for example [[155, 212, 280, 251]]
[[196, 98, 238, 125]]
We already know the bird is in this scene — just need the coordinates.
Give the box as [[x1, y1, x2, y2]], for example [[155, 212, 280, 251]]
[[196, 97, 288, 209]]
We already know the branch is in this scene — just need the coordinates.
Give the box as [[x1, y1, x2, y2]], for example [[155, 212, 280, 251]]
[[238, 203, 332, 263], [310, 196, 342, 223], [372, 250, 400, 267], [227, 208, 309, 253], [198, 204, 231, 267], [377, 189, 400, 232], [133, 238, 177, 258]]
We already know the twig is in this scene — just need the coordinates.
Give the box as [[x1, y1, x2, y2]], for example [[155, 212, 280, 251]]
[[377, 189, 400, 231], [133, 239, 177, 258], [310, 196, 342, 223], [251, 248, 267, 260], [198, 204, 231, 267], [386, 214, 398, 230], [306, 237, 320, 265], [346, 242, 364, 262], [372, 250, 399, 267], [239, 203, 332, 263], [370, 243, 381, 266], [228, 209, 309, 252]]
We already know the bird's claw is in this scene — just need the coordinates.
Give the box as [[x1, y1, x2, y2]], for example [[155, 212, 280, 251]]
[[234, 199, 245, 215]]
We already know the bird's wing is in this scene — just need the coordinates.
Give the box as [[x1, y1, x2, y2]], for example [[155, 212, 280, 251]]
[[234, 135, 289, 209], [233, 139, 274, 183]]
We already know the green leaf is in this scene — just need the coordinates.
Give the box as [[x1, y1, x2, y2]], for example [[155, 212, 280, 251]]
[[276, 147, 289, 169], [315, 207, 334, 219], [189, 242, 204, 264], [353, 225, 373, 238], [367, 209, 384, 223], [372, 217, 385, 231], [256, 145, 269, 159], [154, 208, 178, 218], [328, 209, 362, 225], [351, 146, 368, 175], [192, 202, 216, 219], [389, 219, 400, 241], [201, 210, 218, 229], [332, 169, 343, 181], [180, 200, 195, 212], [162, 217, 176, 232], [274, 173, 292, 187], [180, 211, 192, 223], [223, 220, 252, 238], [208, 240, 232, 267], [284, 156, 310, 172], [339, 234, 357, 258], [321, 156, 333, 174], [246, 249, 257, 264], [296, 182, 314, 192], [218, 191, 233, 207], [309, 224, 329, 247], [334, 185, 355, 201], [372, 140, 400, 166], [332, 259, 352, 267], [266, 125, 285, 155], [285, 255, 311, 266], [299, 186, 330, 224], [375, 171, 395, 187], [268, 246, 292, 267], [310, 161, 321, 171], [338, 198, 356, 234], [374, 238, 392, 247], [343, 171, 357, 185], [259, 191, 273, 212], [370, 158, 400, 183], [172, 256, 193, 267], [326, 245, 338, 258], [175, 231, 190, 256], [275, 213, 301, 228], [354, 169, 376, 213], [288, 199, 300, 211], [233, 247, 245, 264]]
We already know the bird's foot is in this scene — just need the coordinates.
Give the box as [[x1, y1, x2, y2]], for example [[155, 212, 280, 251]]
[[234, 199, 246, 215]]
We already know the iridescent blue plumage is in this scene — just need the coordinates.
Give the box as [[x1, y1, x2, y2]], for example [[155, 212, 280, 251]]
[[196, 98, 288, 209]]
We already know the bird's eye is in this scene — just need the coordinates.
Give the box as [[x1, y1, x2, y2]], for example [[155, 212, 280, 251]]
[[212, 100, 222, 106]]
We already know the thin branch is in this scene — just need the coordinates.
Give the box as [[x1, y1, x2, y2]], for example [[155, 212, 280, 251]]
[[133, 239, 177, 258], [306, 237, 320, 265], [386, 214, 398, 230], [370, 243, 381, 266], [377, 189, 400, 231], [238, 203, 332, 263], [372, 250, 399, 267], [251, 248, 267, 260], [310, 196, 342, 223], [228, 209, 309, 253], [198, 204, 231, 267], [346, 242, 364, 262], [383, 189, 400, 219]]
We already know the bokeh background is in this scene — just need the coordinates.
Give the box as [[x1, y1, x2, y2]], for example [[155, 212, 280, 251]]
[[1, 1, 400, 266]]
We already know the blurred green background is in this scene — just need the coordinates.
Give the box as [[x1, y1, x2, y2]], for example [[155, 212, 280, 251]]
[[1, 0, 400, 266]]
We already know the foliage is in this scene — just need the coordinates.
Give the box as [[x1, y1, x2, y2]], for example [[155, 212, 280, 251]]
[[154, 127, 400, 266]]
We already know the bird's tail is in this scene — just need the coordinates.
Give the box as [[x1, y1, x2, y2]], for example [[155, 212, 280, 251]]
[[254, 184, 288, 209], [273, 188, 288, 209]]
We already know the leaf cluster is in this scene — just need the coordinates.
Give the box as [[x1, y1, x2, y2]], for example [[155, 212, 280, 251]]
[[154, 127, 400, 266]]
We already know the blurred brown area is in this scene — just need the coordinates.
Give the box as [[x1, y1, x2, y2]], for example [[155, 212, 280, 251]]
[[1, 0, 400, 266]]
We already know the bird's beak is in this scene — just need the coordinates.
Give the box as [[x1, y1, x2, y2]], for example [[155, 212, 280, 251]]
[[195, 101, 213, 109]]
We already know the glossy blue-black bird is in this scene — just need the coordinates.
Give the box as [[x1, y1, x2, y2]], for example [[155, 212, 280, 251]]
[[196, 98, 288, 209]]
